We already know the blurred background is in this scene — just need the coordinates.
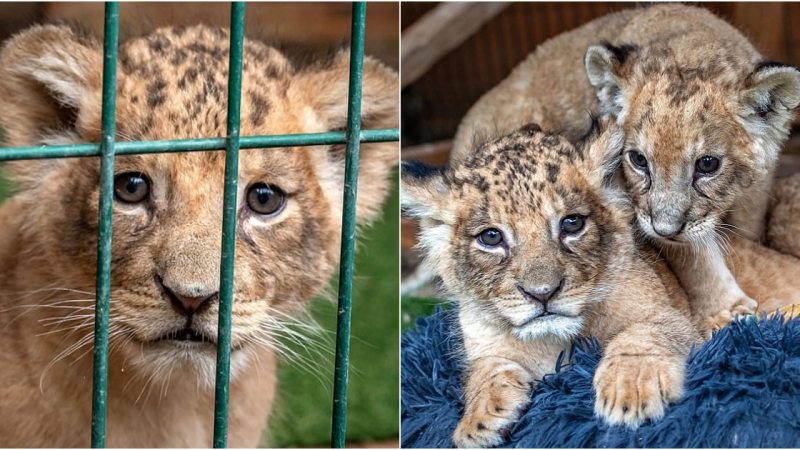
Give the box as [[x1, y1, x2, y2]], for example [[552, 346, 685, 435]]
[[0, 2, 398, 448], [401, 2, 800, 326]]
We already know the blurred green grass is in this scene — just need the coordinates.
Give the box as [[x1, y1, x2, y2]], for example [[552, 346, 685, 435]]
[[0, 165, 399, 447], [401, 296, 447, 331], [265, 171, 399, 447]]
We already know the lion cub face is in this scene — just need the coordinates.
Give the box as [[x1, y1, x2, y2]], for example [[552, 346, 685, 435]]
[[402, 121, 628, 341], [585, 42, 800, 245], [0, 25, 397, 381]]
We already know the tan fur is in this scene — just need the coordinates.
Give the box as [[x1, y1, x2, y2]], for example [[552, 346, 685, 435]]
[[452, 4, 800, 336], [402, 120, 700, 448], [0, 24, 397, 447]]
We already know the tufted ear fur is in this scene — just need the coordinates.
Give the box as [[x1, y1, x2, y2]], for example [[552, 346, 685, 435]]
[[585, 43, 636, 117], [574, 116, 624, 190], [740, 62, 800, 131], [0, 25, 104, 191], [289, 49, 399, 226], [400, 160, 450, 224]]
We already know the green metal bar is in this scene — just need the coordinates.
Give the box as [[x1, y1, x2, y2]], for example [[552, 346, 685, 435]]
[[0, 129, 399, 161], [331, 2, 366, 448], [91, 2, 118, 448], [213, 2, 245, 448]]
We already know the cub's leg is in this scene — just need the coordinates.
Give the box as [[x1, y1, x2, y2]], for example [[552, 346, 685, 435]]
[[664, 245, 757, 337], [726, 233, 800, 314], [453, 356, 534, 448], [767, 173, 800, 258], [593, 312, 695, 428], [453, 310, 561, 448]]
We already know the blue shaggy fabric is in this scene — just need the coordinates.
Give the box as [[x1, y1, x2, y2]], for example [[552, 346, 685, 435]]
[[401, 308, 800, 448]]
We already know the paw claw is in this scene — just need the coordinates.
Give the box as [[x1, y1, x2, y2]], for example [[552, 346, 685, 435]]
[[453, 367, 532, 448], [704, 294, 758, 336], [594, 355, 684, 429]]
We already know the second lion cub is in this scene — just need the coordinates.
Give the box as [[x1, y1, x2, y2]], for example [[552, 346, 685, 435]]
[[401, 120, 700, 448]]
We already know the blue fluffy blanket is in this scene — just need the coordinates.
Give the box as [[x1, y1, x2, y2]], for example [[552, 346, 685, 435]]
[[401, 308, 800, 448]]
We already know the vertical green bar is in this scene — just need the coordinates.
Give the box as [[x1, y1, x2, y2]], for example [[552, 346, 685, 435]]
[[91, 2, 118, 448], [331, 2, 366, 448], [213, 2, 245, 448]]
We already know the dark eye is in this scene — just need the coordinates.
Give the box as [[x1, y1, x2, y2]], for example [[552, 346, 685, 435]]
[[478, 228, 504, 247], [246, 183, 286, 216], [628, 151, 648, 169], [113, 173, 150, 203], [695, 156, 720, 174], [560, 215, 586, 235]]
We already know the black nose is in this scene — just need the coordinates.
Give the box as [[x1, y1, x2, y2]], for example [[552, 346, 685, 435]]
[[652, 220, 686, 239], [518, 280, 563, 307], [157, 276, 218, 316]]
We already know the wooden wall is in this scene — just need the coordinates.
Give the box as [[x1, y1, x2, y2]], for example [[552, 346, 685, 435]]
[[401, 2, 800, 147]]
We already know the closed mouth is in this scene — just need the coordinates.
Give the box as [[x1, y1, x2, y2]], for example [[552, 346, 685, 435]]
[[517, 311, 565, 328], [156, 328, 214, 344]]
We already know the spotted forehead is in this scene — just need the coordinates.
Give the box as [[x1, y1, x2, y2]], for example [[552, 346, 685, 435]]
[[453, 132, 585, 187], [448, 132, 588, 214], [626, 81, 751, 168], [116, 26, 295, 140]]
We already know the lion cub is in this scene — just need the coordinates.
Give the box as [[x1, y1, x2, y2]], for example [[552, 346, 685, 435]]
[[0, 25, 397, 447], [452, 4, 800, 335], [402, 120, 700, 448]]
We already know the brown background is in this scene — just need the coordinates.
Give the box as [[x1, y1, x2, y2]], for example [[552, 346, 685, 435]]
[[401, 2, 800, 147], [0, 2, 399, 67]]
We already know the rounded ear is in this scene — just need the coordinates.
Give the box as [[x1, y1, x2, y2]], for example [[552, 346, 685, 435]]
[[741, 62, 800, 126], [289, 49, 399, 225], [400, 160, 449, 222], [0, 25, 104, 190], [576, 116, 624, 189], [514, 122, 542, 135], [585, 43, 635, 117]]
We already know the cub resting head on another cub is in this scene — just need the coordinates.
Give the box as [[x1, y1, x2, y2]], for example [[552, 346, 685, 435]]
[[452, 4, 800, 336], [402, 119, 700, 448]]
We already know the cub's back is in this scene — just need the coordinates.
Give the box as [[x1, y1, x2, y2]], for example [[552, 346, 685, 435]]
[[451, 4, 759, 165]]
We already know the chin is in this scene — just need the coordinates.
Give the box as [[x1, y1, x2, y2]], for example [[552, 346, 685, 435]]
[[512, 315, 585, 342], [120, 338, 254, 389]]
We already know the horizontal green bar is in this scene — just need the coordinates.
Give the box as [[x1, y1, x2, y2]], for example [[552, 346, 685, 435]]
[[0, 129, 399, 161]]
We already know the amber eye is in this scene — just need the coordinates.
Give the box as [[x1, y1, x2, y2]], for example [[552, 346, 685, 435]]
[[629, 151, 648, 169], [246, 183, 286, 216], [696, 156, 720, 174], [113, 173, 150, 203], [560, 215, 585, 235], [478, 228, 504, 247]]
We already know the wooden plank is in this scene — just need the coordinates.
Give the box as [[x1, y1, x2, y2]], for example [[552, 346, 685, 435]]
[[401, 2, 510, 88], [730, 2, 787, 61], [401, 139, 452, 166]]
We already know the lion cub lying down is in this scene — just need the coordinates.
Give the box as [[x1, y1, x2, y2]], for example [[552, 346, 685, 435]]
[[401, 120, 700, 448]]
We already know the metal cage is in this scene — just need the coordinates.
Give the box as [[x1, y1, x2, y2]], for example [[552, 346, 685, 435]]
[[0, 2, 399, 448]]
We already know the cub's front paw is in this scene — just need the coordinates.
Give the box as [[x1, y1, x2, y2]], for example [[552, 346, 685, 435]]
[[453, 368, 533, 448], [593, 355, 685, 428], [704, 294, 757, 338]]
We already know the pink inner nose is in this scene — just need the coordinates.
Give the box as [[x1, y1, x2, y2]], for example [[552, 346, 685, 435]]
[[173, 292, 216, 314], [157, 276, 218, 315], [518, 280, 563, 306], [529, 287, 558, 303]]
